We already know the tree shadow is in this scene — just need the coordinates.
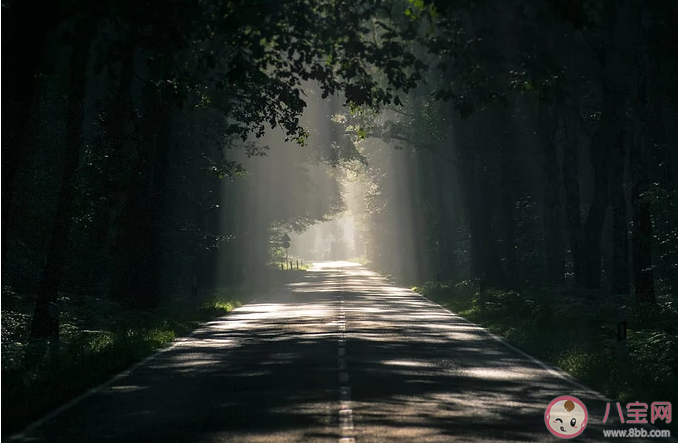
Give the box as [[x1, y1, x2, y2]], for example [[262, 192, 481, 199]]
[[10, 266, 664, 442]]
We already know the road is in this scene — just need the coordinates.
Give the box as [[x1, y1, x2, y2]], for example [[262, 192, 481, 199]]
[[7, 262, 673, 442]]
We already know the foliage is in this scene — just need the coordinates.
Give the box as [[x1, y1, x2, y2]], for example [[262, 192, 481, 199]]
[[415, 281, 678, 433], [3, 0, 678, 433], [0, 266, 302, 436]]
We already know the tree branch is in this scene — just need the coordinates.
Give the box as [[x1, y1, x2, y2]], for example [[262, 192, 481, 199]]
[[359, 131, 459, 166]]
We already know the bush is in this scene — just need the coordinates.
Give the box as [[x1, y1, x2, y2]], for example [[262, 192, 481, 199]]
[[0, 285, 249, 437], [414, 281, 678, 433]]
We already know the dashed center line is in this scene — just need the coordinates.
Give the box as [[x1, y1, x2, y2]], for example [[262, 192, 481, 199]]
[[337, 272, 355, 443]]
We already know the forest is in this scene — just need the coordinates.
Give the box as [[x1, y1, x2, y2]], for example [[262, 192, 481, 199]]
[[2, 0, 677, 437]]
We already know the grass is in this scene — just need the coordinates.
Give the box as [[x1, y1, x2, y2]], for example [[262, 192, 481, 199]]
[[413, 280, 678, 434], [1, 267, 307, 437], [270, 258, 313, 271], [347, 257, 371, 266]]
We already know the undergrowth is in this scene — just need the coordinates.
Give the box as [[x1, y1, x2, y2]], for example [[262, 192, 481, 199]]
[[414, 280, 678, 433], [1, 277, 278, 437]]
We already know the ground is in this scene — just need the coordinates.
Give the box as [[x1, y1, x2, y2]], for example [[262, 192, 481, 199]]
[[6, 262, 674, 443]]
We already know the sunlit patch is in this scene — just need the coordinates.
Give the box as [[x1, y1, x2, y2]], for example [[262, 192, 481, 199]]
[[380, 359, 429, 368], [300, 286, 343, 292], [288, 281, 314, 287], [310, 261, 360, 269], [459, 366, 543, 381], [445, 331, 486, 342], [177, 338, 237, 347]]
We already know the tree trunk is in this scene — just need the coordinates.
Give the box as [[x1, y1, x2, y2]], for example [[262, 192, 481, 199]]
[[433, 161, 458, 280], [87, 45, 136, 294], [500, 147, 519, 289], [497, 109, 520, 289], [581, 120, 611, 289], [630, 111, 655, 303], [110, 79, 172, 308], [580, 184, 609, 289], [458, 117, 506, 287], [30, 18, 96, 338], [561, 102, 611, 289], [608, 103, 629, 294], [108, 49, 151, 304], [142, 93, 173, 307], [537, 102, 566, 285], [1, 0, 59, 265], [629, 7, 656, 303], [560, 108, 586, 286], [468, 170, 505, 287]]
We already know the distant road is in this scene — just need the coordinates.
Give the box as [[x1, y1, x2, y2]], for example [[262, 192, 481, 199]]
[[6, 262, 673, 442]]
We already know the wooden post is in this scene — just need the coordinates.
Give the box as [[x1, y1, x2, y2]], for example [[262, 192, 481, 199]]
[[48, 302, 60, 364], [616, 306, 630, 363], [296, 260, 299, 270], [478, 276, 486, 312]]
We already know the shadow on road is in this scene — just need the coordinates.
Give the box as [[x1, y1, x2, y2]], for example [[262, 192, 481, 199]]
[[8, 264, 664, 442]]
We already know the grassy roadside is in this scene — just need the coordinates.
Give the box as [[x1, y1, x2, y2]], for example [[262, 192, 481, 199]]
[[271, 258, 313, 271], [346, 257, 371, 266], [1, 268, 308, 437], [413, 280, 678, 434]]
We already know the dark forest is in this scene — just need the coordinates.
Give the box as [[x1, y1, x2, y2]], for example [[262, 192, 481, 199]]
[[2, 0, 677, 440]]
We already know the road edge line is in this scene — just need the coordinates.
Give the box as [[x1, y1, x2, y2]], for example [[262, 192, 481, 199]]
[[409, 289, 677, 443], [3, 292, 273, 442]]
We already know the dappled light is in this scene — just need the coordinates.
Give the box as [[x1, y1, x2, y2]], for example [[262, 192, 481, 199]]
[[6, 263, 656, 442], [3, 0, 676, 441]]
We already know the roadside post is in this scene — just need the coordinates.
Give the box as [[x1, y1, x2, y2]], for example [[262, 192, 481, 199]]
[[477, 276, 486, 312], [616, 305, 630, 363], [282, 232, 291, 270], [48, 301, 60, 364]]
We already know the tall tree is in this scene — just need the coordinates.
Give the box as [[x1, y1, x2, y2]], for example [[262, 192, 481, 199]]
[[31, 15, 97, 337]]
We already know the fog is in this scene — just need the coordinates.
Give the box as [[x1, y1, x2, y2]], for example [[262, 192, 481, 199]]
[[3, 1, 677, 437]]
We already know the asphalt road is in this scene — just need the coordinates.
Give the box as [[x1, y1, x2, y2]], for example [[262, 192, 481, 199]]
[[6, 262, 674, 442]]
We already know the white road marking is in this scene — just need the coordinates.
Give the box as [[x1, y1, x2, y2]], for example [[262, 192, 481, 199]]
[[339, 409, 354, 429], [414, 291, 678, 443], [337, 267, 356, 442]]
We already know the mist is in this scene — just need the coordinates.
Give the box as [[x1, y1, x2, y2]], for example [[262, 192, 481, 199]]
[[3, 0, 677, 440]]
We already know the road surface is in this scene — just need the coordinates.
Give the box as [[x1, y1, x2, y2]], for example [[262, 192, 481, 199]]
[[7, 262, 673, 442]]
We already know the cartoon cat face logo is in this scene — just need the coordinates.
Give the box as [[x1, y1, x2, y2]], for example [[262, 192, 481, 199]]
[[545, 396, 588, 439]]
